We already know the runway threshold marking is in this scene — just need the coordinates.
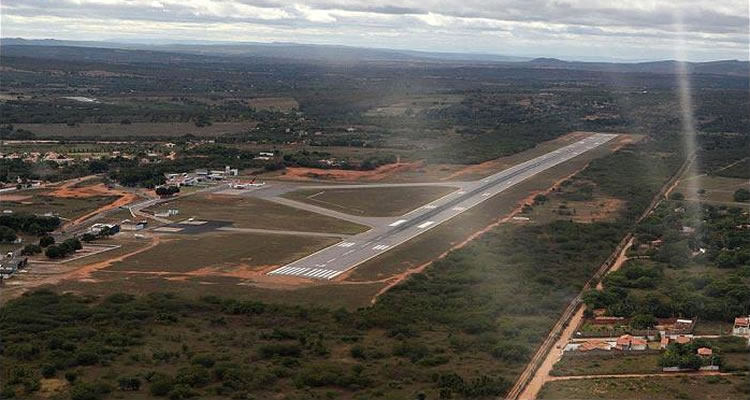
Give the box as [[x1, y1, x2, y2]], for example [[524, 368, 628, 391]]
[[372, 244, 390, 250], [338, 242, 355, 247]]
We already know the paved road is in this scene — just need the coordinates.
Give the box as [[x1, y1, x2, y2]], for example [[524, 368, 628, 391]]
[[268, 133, 618, 280]]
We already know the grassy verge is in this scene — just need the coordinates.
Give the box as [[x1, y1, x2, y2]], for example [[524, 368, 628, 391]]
[[107, 232, 336, 273], [146, 193, 368, 234], [283, 185, 457, 217]]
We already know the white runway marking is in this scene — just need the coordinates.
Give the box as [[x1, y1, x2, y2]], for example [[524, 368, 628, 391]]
[[452, 206, 466, 211], [337, 242, 355, 247], [417, 221, 435, 229], [423, 204, 437, 209], [481, 192, 491, 197], [389, 219, 407, 227], [372, 244, 390, 250]]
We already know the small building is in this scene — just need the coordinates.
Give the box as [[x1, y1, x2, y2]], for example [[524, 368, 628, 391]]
[[89, 223, 120, 235], [697, 347, 713, 357], [121, 219, 147, 231], [681, 226, 696, 234], [155, 209, 179, 218], [733, 316, 750, 336], [615, 334, 647, 351]]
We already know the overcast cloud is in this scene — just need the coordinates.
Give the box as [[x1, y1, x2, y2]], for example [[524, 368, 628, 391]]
[[1, 0, 747, 61]]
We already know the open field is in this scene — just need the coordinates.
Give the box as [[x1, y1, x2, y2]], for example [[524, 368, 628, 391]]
[[0, 189, 121, 220], [283, 185, 457, 217], [107, 232, 336, 273], [550, 353, 662, 376], [14, 121, 256, 137], [146, 193, 368, 234], [674, 174, 750, 204], [247, 96, 298, 111], [364, 94, 463, 117], [539, 375, 750, 400]]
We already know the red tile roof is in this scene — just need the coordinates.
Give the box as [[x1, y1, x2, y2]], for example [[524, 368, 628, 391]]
[[697, 347, 713, 356]]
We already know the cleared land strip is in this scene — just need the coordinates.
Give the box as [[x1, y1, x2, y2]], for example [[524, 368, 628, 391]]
[[270, 134, 617, 280], [547, 372, 732, 381]]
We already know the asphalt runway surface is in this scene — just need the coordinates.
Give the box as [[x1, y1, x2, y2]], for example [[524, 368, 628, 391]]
[[268, 133, 618, 280]]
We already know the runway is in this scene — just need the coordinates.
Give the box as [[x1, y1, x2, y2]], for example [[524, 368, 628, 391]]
[[268, 133, 618, 280]]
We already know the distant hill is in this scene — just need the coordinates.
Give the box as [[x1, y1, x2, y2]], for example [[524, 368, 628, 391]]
[[0, 38, 529, 64], [527, 57, 749, 76], [1, 38, 747, 75]]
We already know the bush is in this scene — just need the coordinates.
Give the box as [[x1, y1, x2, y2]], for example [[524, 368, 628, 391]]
[[175, 366, 210, 388], [70, 382, 111, 400], [669, 192, 685, 201], [257, 343, 301, 359], [118, 377, 142, 391], [734, 188, 750, 202], [190, 354, 216, 368], [150, 378, 175, 396], [491, 343, 530, 363]]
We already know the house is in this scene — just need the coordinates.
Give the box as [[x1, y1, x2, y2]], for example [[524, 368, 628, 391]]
[[733, 316, 750, 336], [614, 334, 647, 351], [697, 347, 713, 357], [579, 340, 612, 352]]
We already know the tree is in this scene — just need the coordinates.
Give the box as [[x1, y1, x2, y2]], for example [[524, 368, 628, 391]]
[[21, 244, 41, 255], [630, 314, 657, 329], [734, 188, 750, 203], [39, 235, 55, 247], [155, 185, 180, 197], [0, 226, 17, 243], [45, 245, 63, 259]]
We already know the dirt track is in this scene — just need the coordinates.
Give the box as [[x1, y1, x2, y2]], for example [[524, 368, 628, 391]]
[[47, 178, 138, 227]]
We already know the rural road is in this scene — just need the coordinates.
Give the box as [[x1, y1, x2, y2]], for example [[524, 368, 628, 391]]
[[268, 133, 618, 280]]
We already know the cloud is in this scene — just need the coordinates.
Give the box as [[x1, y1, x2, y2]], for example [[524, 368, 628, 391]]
[[1, 0, 747, 60]]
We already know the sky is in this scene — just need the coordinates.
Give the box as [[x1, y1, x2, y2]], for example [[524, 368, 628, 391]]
[[1, 0, 748, 61]]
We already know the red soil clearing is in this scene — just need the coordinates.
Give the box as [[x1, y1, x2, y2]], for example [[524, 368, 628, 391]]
[[279, 162, 422, 182]]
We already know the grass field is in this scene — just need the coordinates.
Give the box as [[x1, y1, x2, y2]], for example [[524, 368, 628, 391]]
[[0, 190, 120, 220], [539, 375, 750, 400], [146, 193, 367, 234], [15, 121, 256, 137], [283, 185, 457, 217], [247, 96, 298, 111], [364, 94, 463, 117], [550, 353, 662, 376], [107, 232, 336, 273], [674, 174, 750, 204]]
